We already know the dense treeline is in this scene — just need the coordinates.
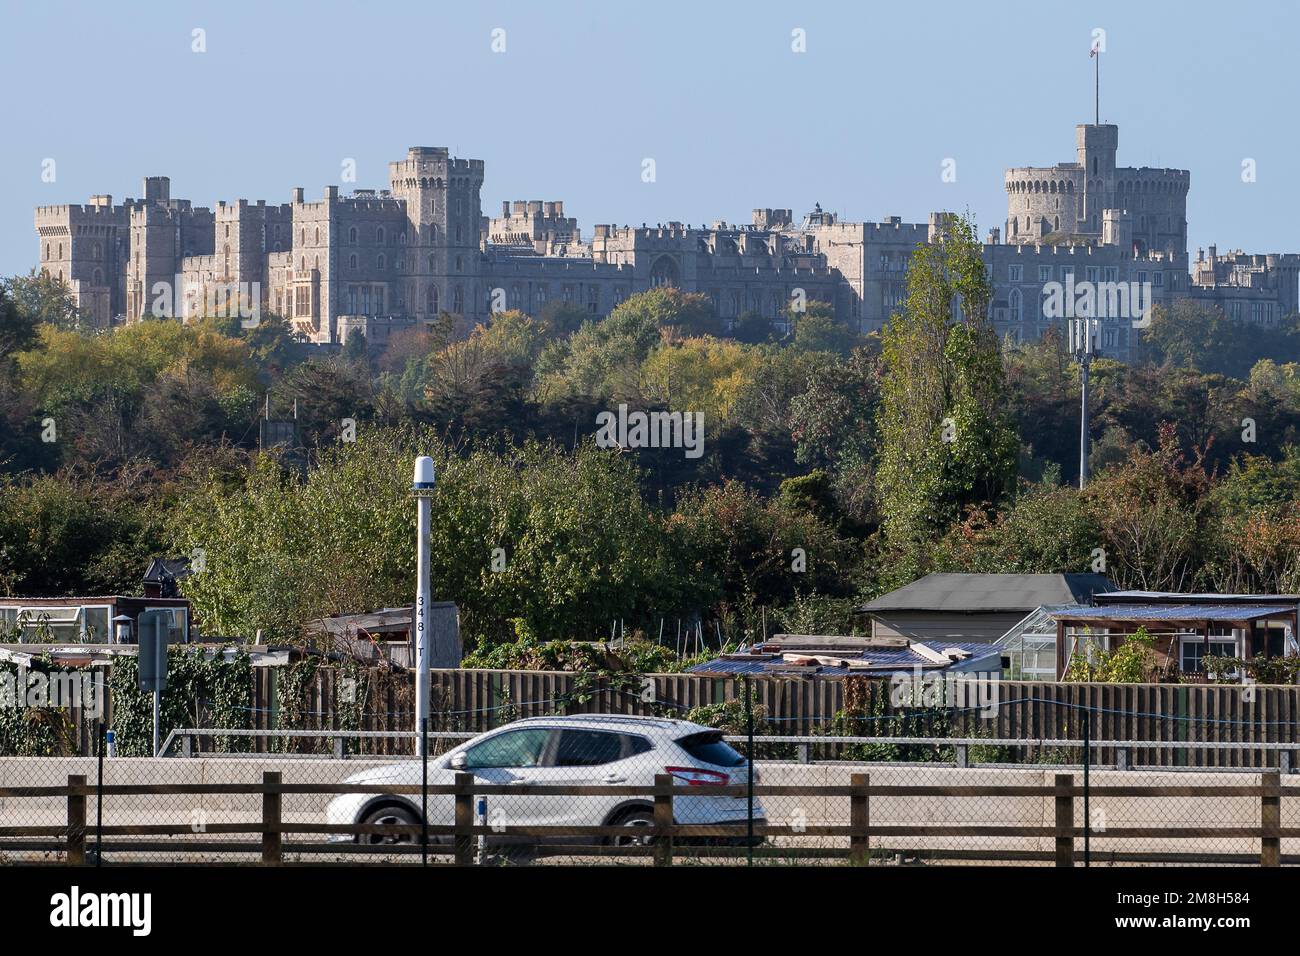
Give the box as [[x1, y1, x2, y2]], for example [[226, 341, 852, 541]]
[[2, 215, 1299, 651]]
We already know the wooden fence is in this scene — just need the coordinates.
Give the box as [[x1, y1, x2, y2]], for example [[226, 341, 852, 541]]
[[0, 771, 1290, 867], [245, 670, 1300, 765], [31, 668, 1300, 764]]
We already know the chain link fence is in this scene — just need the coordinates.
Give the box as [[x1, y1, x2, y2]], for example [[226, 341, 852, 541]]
[[1, 731, 1297, 867]]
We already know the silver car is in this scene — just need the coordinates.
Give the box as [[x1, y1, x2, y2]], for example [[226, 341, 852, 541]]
[[324, 714, 765, 849]]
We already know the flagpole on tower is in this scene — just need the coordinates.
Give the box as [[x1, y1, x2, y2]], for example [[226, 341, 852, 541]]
[[1091, 43, 1100, 124]]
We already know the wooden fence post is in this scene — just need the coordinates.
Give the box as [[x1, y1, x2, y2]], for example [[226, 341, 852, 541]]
[[1260, 770, 1281, 867], [849, 773, 870, 865], [1054, 773, 1074, 868], [66, 774, 86, 865], [653, 773, 674, 867], [261, 771, 282, 864], [454, 772, 474, 865]]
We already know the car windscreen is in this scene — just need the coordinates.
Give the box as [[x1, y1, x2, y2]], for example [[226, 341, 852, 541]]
[[674, 731, 746, 767]]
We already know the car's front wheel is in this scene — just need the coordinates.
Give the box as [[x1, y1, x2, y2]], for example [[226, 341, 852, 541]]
[[359, 804, 421, 845]]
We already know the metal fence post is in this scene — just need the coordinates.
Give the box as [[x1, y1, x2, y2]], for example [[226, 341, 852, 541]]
[[955, 743, 968, 768], [1083, 703, 1090, 867], [454, 772, 474, 865], [1054, 773, 1074, 868], [1261, 770, 1281, 867], [421, 717, 429, 867], [66, 774, 86, 865], [95, 722, 105, 867], [261, 771, 282, 864], [653, 773, 674, 867], [849, 772, 870, 865], [744, 674, 754, 866]]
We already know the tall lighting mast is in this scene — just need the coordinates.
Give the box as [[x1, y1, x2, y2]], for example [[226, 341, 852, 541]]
[[1069, 317, 1100, 489], [412, 456, 436, 756]]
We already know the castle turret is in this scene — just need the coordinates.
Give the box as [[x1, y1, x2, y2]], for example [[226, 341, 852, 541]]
[[389, 147, 486, 318], [1077, 124, 1118, 233]]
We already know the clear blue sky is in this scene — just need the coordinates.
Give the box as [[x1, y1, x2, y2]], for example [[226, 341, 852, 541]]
[[2, 0, 1295, 276]]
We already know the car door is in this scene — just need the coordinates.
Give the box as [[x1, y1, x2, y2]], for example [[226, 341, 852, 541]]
[[535, 729, 647, 828], [460, 726, 557, 833]]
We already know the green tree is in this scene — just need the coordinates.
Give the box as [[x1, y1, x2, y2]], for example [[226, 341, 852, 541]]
[[3, 270, 85, 331], [875, 213, 1018, 578]]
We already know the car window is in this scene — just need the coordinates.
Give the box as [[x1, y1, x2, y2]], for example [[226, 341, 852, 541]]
[[675, 731, 746, 767], [555, 730, 625, 767], [462, 728, 551, 769]]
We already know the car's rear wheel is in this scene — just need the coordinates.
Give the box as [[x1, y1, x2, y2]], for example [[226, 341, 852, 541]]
[[609, 808, 655, 847], [360, 804, 420, 845]]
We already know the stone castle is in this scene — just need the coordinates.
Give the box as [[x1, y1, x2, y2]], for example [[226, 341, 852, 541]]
[[33, 122, 1300, 363]]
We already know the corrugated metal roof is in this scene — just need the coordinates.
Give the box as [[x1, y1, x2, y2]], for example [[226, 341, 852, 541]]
[[688, 641, 1002, 677], [1097, 591, 1300, 605], [859, 573, 1115, 613], [1050, 604, 1290, 623]]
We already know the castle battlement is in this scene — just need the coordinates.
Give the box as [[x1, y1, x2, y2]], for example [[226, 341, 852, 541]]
[[29, 129, 1299, 351]]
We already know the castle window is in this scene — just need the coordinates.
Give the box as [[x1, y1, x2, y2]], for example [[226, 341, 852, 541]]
[[429, 224, 438, 241], [428, 255, 435, 272], [377, 227, 385, 244], [1039, 266, 1052, 282], [1008, 264, 1023, 282], [349, 226, 357, 244], [378, 254, 386, 271], [300, 229, 306, 244], [44, 243, 49, 260], [1009, 288, 1022, 322], [453, 286, 464, 313], [427, 285, 438, 314], [455, 256, 463, 272], [455, 225, 463, 242], [349, 254, 357, 270], [93, 242, 102, 258]]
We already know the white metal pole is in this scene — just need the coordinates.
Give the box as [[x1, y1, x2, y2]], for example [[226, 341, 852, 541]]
[[413, 456, 436, 757]]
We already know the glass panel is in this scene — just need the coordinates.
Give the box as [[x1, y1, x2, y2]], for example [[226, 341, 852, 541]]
[[463, 729, 551, 769], [555, 730, 623, 767], [147, 607, 188, 643], [84, 607, 110, 643]]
